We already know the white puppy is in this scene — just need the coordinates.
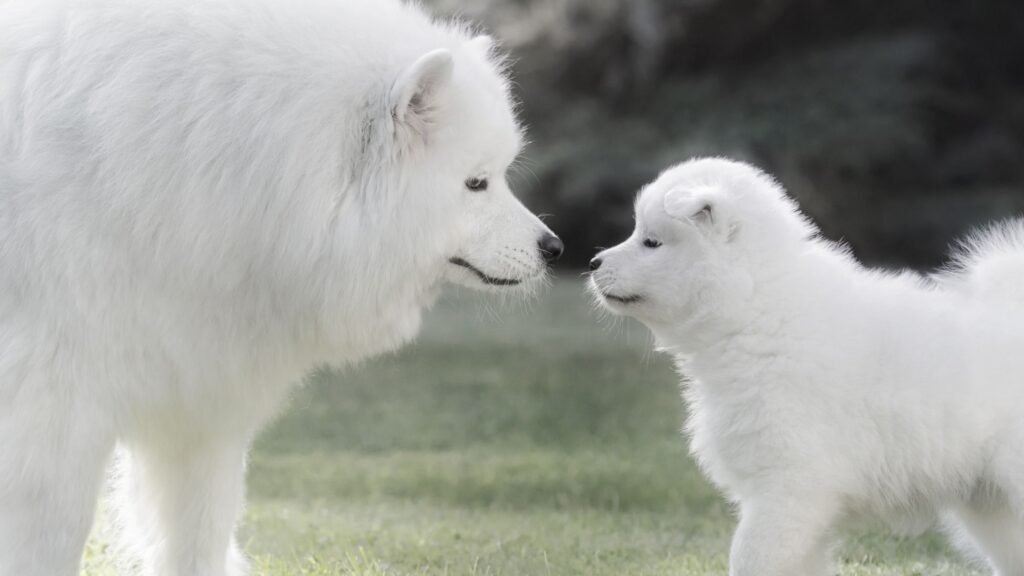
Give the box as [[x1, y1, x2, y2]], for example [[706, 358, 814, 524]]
[[0, 0, 560, 574], [589, 157, 1024, 576]]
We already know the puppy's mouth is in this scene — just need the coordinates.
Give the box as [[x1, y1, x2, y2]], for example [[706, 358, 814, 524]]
[[602, 292, 643, 305], [588, 276, 642, 305], [448, 257, 522, 287]]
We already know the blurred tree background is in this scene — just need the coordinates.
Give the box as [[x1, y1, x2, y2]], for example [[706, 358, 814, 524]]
[[428, 0, 1024, 268]]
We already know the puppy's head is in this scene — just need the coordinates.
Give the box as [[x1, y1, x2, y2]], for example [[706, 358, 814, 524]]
[[387, 36, 561, 294], [588, 158, 813, 328]]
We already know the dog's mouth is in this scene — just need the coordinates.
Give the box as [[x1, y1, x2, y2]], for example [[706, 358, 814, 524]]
[[602, 292, 642, 305], [448, 257, 522, 287]]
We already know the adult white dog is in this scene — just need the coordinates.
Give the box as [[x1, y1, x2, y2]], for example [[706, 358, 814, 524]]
[[0, 0, 562, 574], [589, 158, 1024, 575]]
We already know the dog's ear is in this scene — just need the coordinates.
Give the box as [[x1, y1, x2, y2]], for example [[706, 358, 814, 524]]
[[664, 187, 734, 240], [390, 49, 454, 132]]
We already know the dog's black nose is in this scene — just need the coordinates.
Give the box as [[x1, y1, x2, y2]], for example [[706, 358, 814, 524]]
[[538, 233, 564, 262], [589, 257, 602, 271]]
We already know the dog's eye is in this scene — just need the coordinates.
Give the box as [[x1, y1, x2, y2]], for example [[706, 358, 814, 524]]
[[643, 238, 662, 249], [465, 177, 488, 192]]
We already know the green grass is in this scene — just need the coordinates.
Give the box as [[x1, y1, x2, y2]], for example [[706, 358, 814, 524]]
[[86, 277, 981, 575]]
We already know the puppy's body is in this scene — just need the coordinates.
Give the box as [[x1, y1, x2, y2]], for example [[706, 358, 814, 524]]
[[0, 1, 558, 574], [591, 158, 1024, 575]]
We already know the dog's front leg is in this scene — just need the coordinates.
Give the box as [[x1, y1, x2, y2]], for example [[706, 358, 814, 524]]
[[117, 435, 251, 576], [729, 496, 838, 576]]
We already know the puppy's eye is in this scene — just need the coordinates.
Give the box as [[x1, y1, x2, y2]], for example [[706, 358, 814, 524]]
[[465, 177, 488, 192], [642, 238, 662, 249]]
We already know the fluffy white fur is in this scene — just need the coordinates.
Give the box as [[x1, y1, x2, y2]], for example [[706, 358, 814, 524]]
[[590, 158, 1024, 575], [0, 1, 560, 574]]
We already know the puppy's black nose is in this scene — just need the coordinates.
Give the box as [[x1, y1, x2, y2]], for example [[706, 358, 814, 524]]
[[538, 233, 564, 262], [589, 257, 602, 271]]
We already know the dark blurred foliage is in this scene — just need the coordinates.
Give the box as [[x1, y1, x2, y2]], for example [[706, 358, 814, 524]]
[[428, 0, 1024, 267]]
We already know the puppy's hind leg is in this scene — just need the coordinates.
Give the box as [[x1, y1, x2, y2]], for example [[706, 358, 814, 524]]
[[954, 430, 1024, 576], [947, 501, 1024, 576], [729, 496, 840, 576]]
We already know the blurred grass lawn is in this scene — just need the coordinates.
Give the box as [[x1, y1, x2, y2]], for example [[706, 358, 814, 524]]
[[85, 277, 980, 576]]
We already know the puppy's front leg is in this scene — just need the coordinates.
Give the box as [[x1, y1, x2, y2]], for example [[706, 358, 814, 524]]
[[729, 497, 838, 576]]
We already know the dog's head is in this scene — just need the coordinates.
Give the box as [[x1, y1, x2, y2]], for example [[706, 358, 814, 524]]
[[588, 158, 813, 329], [384, 36, 561, 293]]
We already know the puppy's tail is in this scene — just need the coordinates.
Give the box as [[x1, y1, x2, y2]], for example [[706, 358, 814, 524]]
[[940, 218, 1024, 305]]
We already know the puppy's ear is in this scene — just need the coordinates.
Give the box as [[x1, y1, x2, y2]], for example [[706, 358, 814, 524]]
[[664, 187, 734, 239], [466, 35, 495, 58], [390, 49, 454, 131]]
